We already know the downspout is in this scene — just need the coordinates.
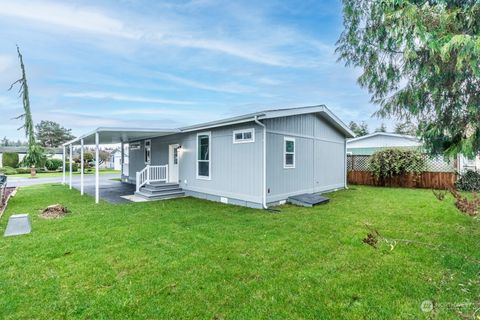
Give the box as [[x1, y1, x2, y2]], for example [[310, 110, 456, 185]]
[[254, 116, 268, 209]]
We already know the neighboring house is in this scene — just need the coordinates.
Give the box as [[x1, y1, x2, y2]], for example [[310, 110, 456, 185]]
[[346, 132, 480, 173], [0, 146, 63, 167], [107, 150, 122, 171], [63, 105, 354, 208], [347, 132, 421, 155]]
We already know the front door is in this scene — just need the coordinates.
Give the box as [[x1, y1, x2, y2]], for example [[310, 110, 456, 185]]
[[168, 144, 180, 183]]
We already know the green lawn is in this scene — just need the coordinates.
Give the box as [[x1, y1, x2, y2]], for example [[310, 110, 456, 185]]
[[11, 169, 120, 178], [0, 185, 478, 319]]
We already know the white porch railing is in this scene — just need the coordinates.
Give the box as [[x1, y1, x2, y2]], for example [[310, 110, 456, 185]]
[[136, 165, 169, 192]]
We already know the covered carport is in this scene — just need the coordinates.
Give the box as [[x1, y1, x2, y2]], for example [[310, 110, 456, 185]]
[[62, 127, 179, 203]]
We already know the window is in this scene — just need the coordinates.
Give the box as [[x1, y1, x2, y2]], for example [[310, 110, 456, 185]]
[[233, 128, 255, 143], [284, 137, 295, 168], [144, 140, 151, 164], [173, 146, 178, 165], [197, 132, 211, 179]]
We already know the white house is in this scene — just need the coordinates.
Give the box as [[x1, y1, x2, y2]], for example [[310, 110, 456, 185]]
[[346, 132, 479, 173]]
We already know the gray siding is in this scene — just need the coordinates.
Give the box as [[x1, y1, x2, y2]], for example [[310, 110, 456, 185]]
[[127, 113, 347, 207], [129, 123, 263, 204], [265, 114, 346, 202]]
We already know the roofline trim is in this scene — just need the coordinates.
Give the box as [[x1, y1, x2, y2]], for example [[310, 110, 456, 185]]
[[347, 132, 419, 143]]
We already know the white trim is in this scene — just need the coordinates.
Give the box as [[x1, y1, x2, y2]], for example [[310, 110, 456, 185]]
[[196, 131, 211, 180], [283, 137, 295, 169], [254, 116, 268, 209], [232, 128, 255, 144], [144, 139, 151, 165]]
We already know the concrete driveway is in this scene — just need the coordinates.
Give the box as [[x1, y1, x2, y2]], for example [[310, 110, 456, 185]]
[[5, 173, 137, 204]]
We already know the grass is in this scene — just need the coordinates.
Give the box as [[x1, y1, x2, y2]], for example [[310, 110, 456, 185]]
[[10, 169, 120, 178], [0, 185, 478, 319]]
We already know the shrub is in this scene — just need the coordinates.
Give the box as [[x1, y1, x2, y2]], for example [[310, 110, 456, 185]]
[[455, 170, 480, 192], [15, 167, 31, 174], [45, 159, 63, 171], [65, 162, 78, 172], [368, 148, 426, 185], [2, 152, 19, 168], [0, 166, 17, 175]]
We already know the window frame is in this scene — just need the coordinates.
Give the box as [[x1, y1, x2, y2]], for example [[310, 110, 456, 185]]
[[144, 139, 151, 165], [196, 131, 211, 180], [232, 128, 255, 144], [283, 137, 295, 169]]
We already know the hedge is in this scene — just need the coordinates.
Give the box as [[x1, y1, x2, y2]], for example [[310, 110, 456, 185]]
[[46, 159, 63, 171], [0, 166, 17, 175], [2, 152, 19, 168]]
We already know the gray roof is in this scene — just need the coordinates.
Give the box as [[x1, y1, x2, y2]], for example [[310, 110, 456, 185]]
[[179, 105, 354, 137], [64, 105, 354, 146]]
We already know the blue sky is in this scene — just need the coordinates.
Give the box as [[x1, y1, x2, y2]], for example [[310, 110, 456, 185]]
[[0, 0, 388, 141]]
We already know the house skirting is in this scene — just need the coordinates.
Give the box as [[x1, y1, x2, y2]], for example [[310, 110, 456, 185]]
[[184, 190, 264, 209]]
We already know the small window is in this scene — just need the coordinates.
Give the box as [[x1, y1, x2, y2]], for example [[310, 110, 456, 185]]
[[284, 137, 295, 169], [197, 132, 211, 179], [144, 140, 151, 164], [233, 128, 255, 143], [173, 146, 178, 165]]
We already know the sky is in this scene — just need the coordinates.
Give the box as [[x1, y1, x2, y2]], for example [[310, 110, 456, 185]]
[[0, 0, 391, 141]]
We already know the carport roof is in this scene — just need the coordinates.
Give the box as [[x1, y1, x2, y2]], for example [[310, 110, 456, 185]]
[[65, 127, 180, 146]]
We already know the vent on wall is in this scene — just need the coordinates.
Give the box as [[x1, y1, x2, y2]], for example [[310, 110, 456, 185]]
[[220, 197, 228, 204]]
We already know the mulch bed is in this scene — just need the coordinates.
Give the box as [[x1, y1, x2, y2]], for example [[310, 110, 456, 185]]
[[0, 187, 17, 219]]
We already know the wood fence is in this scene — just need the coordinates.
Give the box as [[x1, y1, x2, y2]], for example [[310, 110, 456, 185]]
[[348, 171, 457, 189]]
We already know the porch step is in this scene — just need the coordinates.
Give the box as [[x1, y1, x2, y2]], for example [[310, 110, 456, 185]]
[[142, 183, 180, 193], [148, 182, 179, 187], [135, 190, 185, 200], [135, 182, 184, 201]]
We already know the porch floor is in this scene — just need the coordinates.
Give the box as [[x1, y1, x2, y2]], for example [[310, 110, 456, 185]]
[[72, 180, 136, 204]]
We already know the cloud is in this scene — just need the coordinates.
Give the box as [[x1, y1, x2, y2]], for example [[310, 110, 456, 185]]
[[63, 91, 195, 105], [0, 55, 14, 73], [0, 1, 328, 67], [154, 72, 254, 94], [0, 1, 140, 39]]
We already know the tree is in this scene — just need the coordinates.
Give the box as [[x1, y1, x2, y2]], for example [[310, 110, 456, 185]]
[[35, 120, 75, 148], [394, 121, 418, 136], [1, 137, 9, 146], [336, 1, 480, 157], [349, 120, 369, 136], [375, 123, 387, 133], [9, 45, 45, 173]]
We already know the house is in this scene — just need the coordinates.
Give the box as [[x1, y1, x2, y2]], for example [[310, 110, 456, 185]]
[[107, 150, 122, 171], [346, 132, 479, 173], [0, 146, 63, 167], [62, 105, 354, 208], [347, 132, 421, 155]]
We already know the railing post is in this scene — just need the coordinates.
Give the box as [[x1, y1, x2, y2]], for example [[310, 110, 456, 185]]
[[146, 165, 150, 184], [166, 164, 169, 183], [136, 172, 140, 192]]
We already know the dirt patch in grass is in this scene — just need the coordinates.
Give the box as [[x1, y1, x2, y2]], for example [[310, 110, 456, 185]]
[[40, 204, 69, 219]]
